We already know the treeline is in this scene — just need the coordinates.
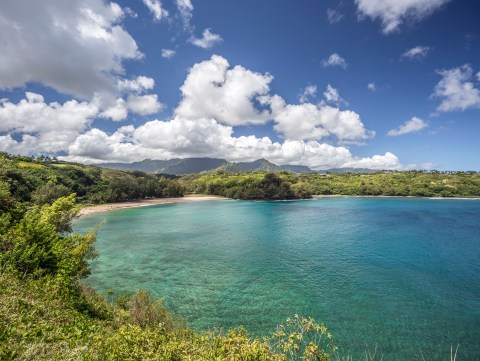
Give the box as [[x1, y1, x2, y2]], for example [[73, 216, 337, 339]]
[[0, 153, 184, 205], [2, 153, 479, 204], [181, 172, 309, 200], [181, 170, 480, 199]]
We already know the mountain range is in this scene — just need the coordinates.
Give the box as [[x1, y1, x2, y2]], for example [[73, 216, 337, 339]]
[[95, 158, 376, 175]]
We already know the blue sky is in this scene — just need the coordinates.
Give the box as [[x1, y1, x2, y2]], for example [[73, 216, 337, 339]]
[[0, 0, 479, 170]]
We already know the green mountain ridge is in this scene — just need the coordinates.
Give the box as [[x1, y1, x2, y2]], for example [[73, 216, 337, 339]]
[[95, 158, 373, 175]]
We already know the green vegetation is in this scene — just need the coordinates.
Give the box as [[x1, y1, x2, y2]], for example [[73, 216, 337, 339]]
[[2, 153, 479, 204], [0, 182, 336, 360], [181, 171, 309, 200], [0, 153, 184, 205], [181, 170, 480, 199]]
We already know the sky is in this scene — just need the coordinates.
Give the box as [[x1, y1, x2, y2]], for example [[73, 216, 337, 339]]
[[0, 0, 479, 170]]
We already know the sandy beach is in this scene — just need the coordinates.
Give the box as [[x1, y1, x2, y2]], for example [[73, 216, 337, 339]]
[[78, 194, 228, 217]]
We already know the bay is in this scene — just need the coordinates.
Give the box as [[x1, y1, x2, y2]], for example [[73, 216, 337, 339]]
[[74, 197, 480, 359]]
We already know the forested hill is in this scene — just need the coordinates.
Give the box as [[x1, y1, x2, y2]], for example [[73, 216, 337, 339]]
[[95, 157, 316, 174], [2, 153, 480, 205], [0, 153, 184, 205], [180, 170, 480, 199]]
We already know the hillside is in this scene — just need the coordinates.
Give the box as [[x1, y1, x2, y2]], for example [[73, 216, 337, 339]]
[[3, 153, 480, 204], [180, 170, 480, 198], [96, 157, 316, 174], [97, 158, 228, 174], [0, 153, 184, 205]]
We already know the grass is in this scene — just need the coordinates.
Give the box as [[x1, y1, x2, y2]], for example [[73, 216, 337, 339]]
[[16, 161, 46, 169]]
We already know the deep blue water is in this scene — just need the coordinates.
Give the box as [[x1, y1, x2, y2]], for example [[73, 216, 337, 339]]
[[74, 197, 480, 360]]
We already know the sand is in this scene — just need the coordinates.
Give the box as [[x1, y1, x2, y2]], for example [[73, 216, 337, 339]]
[[78, 194, 227, 217]]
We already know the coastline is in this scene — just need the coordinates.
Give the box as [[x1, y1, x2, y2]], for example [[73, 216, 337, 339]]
[[78, 194, 228, 217], [79, 194, 480, 217]]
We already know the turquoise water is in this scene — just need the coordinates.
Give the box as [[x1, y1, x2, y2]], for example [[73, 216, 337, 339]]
[[74, 197, 480, 359]]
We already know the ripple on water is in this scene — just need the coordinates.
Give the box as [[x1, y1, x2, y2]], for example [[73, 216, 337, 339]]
[[74, 198, 480, 360]]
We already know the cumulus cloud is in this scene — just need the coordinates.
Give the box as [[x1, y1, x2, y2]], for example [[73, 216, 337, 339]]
[[322, 53, 347, 69], [367, 82, 377, 92], [189, 28, 223, 49], [161, 48, 176, 59], [355, 0, 450, 34], [175, 55, 273, 125], [268, 95, 374, 142], [142, 0, 168, 21], [0, 0, 141, 99], [342, 151, 400, 169], [401, 46, 430, 60], [126, 94, 164, 115], [1, 55, 400, 171], [63, 117, 399, 170], [175, 55, 373, 144], [433, 64, 480, 112], [99, 98, 128, 121], [387, 116, 427, 136], [97, 76, 160, 119], [0, 92, 98, 153], [327, 9, 344, 24], [299, 85, 317, 103], [117, 76, 155, 93]]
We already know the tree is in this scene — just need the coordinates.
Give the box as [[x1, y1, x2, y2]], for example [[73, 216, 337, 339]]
[[0, 194, 96, 284], [32, 183, 72, 205]]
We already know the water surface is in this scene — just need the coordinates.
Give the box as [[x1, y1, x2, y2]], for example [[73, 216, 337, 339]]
[[74, 197, 480, 359]]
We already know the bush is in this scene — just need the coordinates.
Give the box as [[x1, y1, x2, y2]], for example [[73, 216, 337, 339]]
[[32, 183, 72, 205]]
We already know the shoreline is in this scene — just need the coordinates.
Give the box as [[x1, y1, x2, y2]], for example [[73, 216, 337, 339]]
[[78, 194, 228, 217], [79, 194, 480, 217], [312, 194, 480, 199]]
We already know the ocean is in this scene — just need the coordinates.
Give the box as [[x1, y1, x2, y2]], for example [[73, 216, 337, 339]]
[[74, 197, 480, 359]]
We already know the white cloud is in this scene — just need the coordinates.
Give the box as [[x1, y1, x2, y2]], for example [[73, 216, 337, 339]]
[[175, 0, 194, 29], [387, 116, 427, 136], [269, 96, 374, 142], [477, 71, 480, 82], [433, 64, 480, 112], [117, 76, 155, 93], [299, 85, 317, 103], [323, 85, 346, 105], [355, 0, 450, 34], [99, 98, 128, 121], [322, 53, 347, 69], [175, 55, 273, 125], [342, 151, 400, 169], [142, 0, 168, 21], [175, 55, 373, 143], [367, 82, 377, 92], [401, 46, 430, 60], [161, 48, 176, 59], [126, 94, 164, 115], [189, 28, 223, 49], [1, 55, 400, 171], [63, 117, 399, 170], [0, 0, 141, 99], [0, 92, 98, 153], [327, 9, 344, 24]]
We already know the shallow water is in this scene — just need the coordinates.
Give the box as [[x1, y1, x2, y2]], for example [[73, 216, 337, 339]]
[[74, 197, 480, 359]]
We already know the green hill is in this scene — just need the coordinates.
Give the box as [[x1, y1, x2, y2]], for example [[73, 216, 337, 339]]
[[0, 153, 184, 205]]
